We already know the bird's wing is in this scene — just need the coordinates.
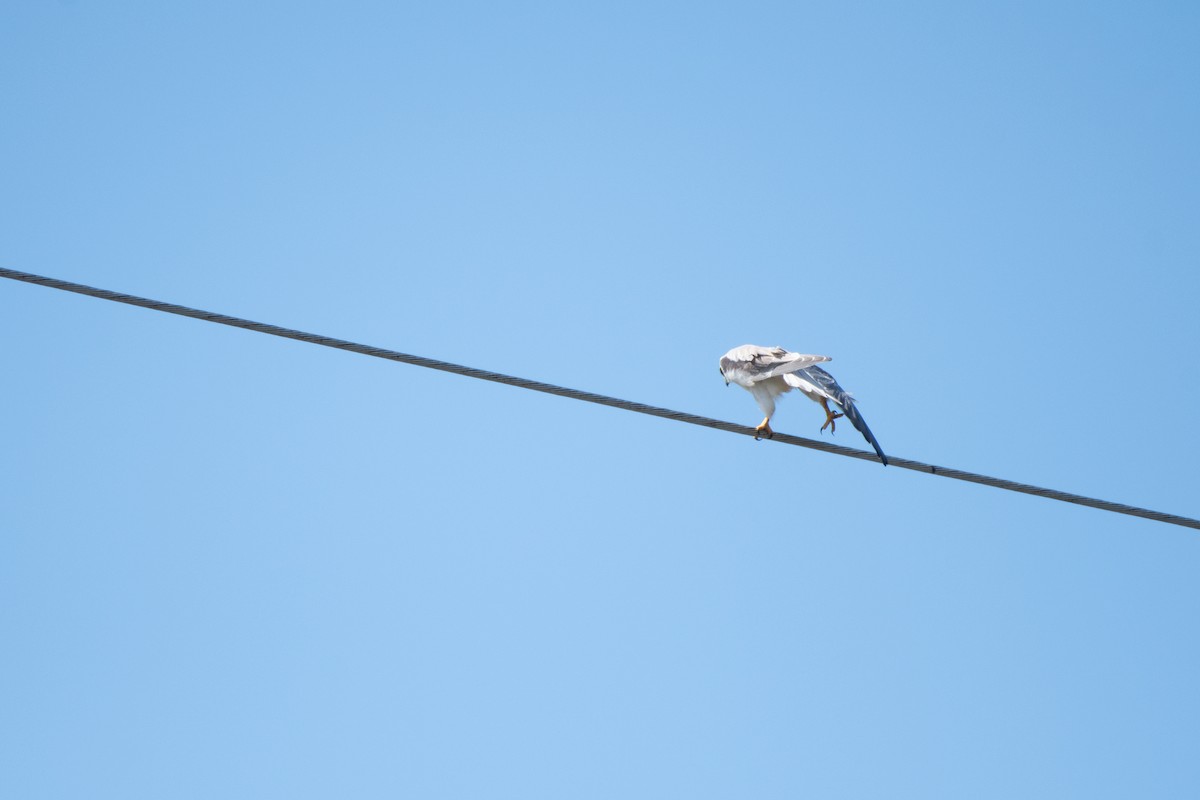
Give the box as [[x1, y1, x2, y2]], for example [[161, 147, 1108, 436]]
[[720, 345, 831, 383], [786, 365, 888, 466]]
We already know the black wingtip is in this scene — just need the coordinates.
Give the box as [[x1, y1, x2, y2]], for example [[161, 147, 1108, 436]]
[[838, 401, 887, 467]]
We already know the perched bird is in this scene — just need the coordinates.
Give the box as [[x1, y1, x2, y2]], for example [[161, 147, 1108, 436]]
[[719, 344, 888, 465]]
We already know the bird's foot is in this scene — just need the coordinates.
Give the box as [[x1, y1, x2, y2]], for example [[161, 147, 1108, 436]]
[[754, 421, 774, 440], [820, 410, 844, 434]]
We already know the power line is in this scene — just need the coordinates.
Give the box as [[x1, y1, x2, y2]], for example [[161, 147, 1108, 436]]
[[3, 265, 1197, 532]]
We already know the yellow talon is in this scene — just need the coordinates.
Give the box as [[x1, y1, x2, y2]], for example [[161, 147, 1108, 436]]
[[754, 419, 774, 440], [819, 399, 844, 433]]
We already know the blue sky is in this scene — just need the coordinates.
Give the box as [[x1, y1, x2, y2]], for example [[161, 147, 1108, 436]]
[[3, 2, 1198, 797]]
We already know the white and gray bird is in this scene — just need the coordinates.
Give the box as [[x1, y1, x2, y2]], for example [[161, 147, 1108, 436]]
[[719, 344, 887, 465]]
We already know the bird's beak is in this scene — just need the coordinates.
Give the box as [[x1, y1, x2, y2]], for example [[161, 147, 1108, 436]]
[[724, 381, 729, 387]]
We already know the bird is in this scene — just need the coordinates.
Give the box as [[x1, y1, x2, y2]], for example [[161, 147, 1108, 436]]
[[719, 344, 888, 465]]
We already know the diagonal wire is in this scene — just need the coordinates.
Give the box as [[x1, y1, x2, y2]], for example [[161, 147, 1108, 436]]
[[3, 266, 1197, 531]]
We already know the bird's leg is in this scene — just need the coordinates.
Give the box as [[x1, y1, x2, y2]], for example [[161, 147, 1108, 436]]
[[754, 418, 774, 440], [819, 399, 844, 433]]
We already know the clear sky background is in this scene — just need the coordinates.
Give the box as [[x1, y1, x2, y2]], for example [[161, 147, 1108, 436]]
[[3, 2, 1198, 797]]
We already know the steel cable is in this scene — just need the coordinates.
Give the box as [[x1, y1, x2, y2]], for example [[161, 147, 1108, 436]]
[[3, 266, 1196, 531]]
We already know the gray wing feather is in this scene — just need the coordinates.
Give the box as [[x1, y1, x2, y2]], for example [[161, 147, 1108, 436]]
[[720, 346, 830, 383]]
